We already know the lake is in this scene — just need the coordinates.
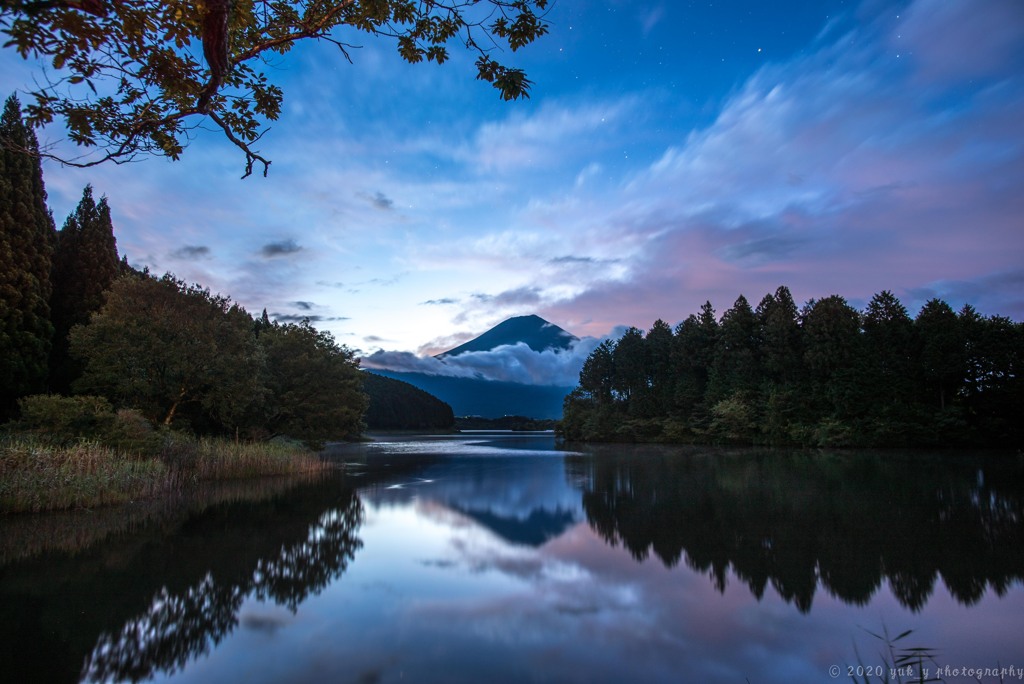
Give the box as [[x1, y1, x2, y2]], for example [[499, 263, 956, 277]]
[[2, 433, 1023, 683]]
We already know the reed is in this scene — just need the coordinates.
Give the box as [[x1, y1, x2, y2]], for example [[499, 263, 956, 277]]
[[0, 434, 329, 514], [0, 438, 169, 513]]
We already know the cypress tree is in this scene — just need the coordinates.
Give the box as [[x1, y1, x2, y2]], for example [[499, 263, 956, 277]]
[[49, 184, 120, 392], [0, 94, 56, 418]]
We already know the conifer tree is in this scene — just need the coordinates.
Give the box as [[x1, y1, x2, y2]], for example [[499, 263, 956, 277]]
[[0, 94, 56, 418], [708, 294, 759, 403], [49, 184, 120, 392]]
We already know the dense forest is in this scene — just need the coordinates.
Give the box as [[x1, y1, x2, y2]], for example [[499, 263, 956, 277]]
[[1, 94, 366, 448], [561, 286, 1023, 448], [362, 372, 454, 430]]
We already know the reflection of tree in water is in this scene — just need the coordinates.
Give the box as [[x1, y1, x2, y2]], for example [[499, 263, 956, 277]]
[[567, 448, 1024, 613], [80, 492, 363, 683]]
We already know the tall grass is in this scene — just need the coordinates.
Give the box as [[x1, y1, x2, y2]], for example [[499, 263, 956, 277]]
[[185, 436, 328, 480], [0, 434, 329, 514], [0, 439, 169, 513]]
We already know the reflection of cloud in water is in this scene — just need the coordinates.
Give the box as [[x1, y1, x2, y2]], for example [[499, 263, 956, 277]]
[[358, 438, 583, 549], [241, 610, 292, 635]]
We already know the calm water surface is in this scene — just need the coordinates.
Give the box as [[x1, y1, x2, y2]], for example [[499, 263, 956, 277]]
[[2, 433, 1023, 683]]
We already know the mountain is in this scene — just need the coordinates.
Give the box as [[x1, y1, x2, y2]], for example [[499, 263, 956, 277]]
[[361, 372, 454, 430], [437, 314, 578, 358], [366, 315, 580, 419], [367, 370, 572, 419]]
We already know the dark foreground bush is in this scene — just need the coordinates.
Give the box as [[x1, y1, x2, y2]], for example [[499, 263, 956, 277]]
[[13, 394, 163, 454]]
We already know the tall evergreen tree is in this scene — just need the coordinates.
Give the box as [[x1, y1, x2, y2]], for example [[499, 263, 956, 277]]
[[672, 301, 718, 418], [862, 290, 916, 443], [708, 294, 759, 403], [0, 94, 56, 418], [49, 184, 120, 393], [577, 339, 616, 405], [644, 319, 675, 415], [801, 295, 864, 425], [756, 286, 803, 443], [756, 286, 802, 386], [612, 327, 646, 407]]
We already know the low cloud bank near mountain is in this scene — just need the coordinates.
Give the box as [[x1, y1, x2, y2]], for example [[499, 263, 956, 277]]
[[361, 335, 618, 387]]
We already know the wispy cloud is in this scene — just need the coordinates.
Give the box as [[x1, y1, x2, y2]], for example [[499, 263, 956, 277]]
[[537, 0, 1024, 331], [272, 313, 350, 324]]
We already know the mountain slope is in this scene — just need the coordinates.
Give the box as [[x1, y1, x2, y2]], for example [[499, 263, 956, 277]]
[[361, 372, 455, 430], [368, 369, 572, 419], [437, 315, 578, 358]]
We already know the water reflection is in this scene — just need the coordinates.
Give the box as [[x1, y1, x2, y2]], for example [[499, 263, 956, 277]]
[[568, 446, 1024, 612], [81, 500, 362, 682], [352, 434, 582, 549], [2, 437, 1023, 684], [0, 477, 363, 684]]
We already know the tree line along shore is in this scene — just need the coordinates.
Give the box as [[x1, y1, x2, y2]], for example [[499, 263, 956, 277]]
[[1, 95, 375, 513], [560, 286, 1023, 448]]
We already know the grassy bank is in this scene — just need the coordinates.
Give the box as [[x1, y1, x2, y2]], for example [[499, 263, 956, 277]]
[[0, 435, 328, 514]]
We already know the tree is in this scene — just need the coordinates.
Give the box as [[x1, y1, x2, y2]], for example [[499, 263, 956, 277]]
[[755, 286, 802, 444], [49, 184, 120, 393], [644, 319, 674, 415], [756, 286, 801, 386], [914, 298, 962, 410], [252, 318, 367, 445], [862, 291, 913, 389], [671, 301, 718, 419], [958, 309, 1023, 446], [577, 339, 615, 405], [707, 294, 759, 403], [0, 93, 56, 419], [801, 295, 863, 424], [70, 274, 264, 429], [1, 0, 551, 177], [611, 327, 646, 407]]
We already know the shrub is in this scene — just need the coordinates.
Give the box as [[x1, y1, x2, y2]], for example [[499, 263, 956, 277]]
[[10, 395, 163, 456], [14, 395, 116, 445]]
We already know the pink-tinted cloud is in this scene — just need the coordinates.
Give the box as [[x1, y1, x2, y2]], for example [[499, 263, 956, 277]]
[[535, 0, 1024, 330]]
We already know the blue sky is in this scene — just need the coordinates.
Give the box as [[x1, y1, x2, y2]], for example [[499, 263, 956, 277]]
[[2, 0, 1022, 363]]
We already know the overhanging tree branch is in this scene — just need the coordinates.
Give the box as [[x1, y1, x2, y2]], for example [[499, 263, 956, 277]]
[[1, 0, 551, 176]]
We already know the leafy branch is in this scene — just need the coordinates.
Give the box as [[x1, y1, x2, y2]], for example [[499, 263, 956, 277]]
[[0, 0, 550, 176]]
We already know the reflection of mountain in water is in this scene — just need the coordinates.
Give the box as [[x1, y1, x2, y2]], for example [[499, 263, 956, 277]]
[[453, 505, 578, 547], [567, 447, 1024, 613], [357, 445, 584, 547]]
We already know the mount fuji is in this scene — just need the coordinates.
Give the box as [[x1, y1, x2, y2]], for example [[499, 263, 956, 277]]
[[363, 315, 583, 419]]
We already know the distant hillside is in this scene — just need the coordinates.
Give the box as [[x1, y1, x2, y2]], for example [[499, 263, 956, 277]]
[[369, 370, 572, 419], [361, 372, 455, 430], [438, 314, 578, 358]]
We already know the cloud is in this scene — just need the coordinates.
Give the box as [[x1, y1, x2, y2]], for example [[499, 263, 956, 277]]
[[537, 0, 1024, 329], [421, 297, 459, 306], [898, 0, 1024, 85], [170, 245, 211, 260], [291, 301, 315, 311], [272, 313, 350, 323], [470, 286, 544, 307], [260, 239, 302, 258], [362, 332, 625, 387], [368, 191, 391, 209], [468, 99, 636, 174]]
